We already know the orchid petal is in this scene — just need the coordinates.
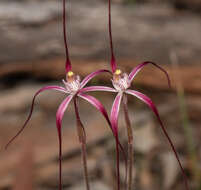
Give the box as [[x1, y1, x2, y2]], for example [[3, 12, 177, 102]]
[[5, 85, 67, 149], [56, 95, 73, 132], [128, 61, 171, 87], [73, 97, 86, 142], [78, 92, 125, 151], [79, 92, 127, 178], [78, 93, 111, 126], [80, 86, 116, 93], [110, 93, 123, 190], [126, 89, 189, 190], [80, 69, 112, 88], [110, 93, 123, 135], [56, 95, 73, 190]]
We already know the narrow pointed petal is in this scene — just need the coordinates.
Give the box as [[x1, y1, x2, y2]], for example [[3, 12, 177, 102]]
[[128, 61, 171, 87], [79, 92, 126, 159], [78, 93, 111, 126], [56, 95, 73, 132], [56, 95, 73, 190], [110, 93, 123, 135], [79, 92, 126, 183], [80, 86, 116, 93], [78, 92, 123, 143], [126, 89, 189, 190], [110, 94, 123, 190], [80, 69, 112, 88], [5, 85, 67, 149]]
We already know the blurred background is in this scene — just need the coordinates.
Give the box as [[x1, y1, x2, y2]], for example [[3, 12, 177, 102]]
[[0, 0, 201, 189]]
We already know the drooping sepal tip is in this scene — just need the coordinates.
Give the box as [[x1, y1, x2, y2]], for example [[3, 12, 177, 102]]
[[144, 61, 171, 88]]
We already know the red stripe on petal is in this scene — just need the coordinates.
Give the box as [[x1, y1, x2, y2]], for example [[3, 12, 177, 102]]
[[80, 86, 116, 93], [110, 93, 123, 135], [56, 95, 73, 190], [78, 93, 111, 126]]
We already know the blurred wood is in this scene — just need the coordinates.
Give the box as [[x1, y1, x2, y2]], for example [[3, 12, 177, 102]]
[[0, 2, 201, 66], [12, 143, 34, 190], [172, 0, 201, 11], [0, 59, 200, 94]]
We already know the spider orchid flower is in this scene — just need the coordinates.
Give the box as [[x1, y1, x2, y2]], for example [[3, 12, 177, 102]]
[[4, 0, 120, 189], [81, 0, 190, 189], [81, 64, 189, 190], [5, 68, 114, 189]]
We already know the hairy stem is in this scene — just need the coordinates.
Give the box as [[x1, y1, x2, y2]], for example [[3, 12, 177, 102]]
[[74, 97, 90, 190], [123, 95, 133, 190]]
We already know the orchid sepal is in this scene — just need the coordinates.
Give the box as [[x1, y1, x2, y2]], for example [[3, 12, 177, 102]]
[[110, 93, 123, 135], [128, 61, 171, 88], [5, 85, 68, 149], [125, 89, 189, 190], [80, 69, 112, 89], [80, 86, 117, 93]]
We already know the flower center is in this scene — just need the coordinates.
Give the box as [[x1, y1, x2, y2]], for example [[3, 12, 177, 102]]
[[112, 69, 130, 91], [63, 71, 81, 94]]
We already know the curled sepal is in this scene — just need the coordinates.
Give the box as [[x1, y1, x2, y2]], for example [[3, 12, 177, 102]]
[[80, 69, 112, 89], [128, 61, 171, 88], [56, 95, 73, 190], [5, 85, 67, 150], [126, 89, 189, 190]]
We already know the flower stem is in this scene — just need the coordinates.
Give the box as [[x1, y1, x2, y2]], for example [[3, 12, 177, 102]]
[[115, 135, 121, 190], [123, 95, 133, 190], [74, 97, 90, 190], [58, 129, 62, 190]]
